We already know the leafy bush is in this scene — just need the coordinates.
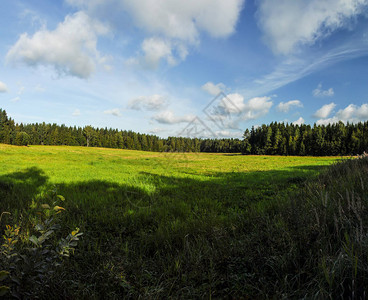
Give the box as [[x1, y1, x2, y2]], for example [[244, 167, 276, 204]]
[[0, 188, 82, 299]]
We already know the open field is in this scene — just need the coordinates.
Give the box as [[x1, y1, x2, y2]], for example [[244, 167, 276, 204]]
[[3, 144, 364, 298], [0, 144, 338, 218]]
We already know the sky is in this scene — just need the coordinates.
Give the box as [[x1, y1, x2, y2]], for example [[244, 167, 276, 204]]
[[1, 0, 368, 139]]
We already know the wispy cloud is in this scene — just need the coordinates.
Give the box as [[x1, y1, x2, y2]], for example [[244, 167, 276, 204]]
[[202, 82, 226, 96], [128, 94, 167, 111], [153, 110, 194, 124], [10, 96, 20, 103], [244, 41, 368, 99], [277, 100, 303, 113], [313, 83, 334, 97], [104, 108, 122, 117], [72, 109, 81, 116]]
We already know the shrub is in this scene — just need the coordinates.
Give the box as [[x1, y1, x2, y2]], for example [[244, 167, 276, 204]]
[[0, 188, 82, 298]]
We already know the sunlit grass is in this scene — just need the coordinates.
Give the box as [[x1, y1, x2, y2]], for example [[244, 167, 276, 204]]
[[0, 144, 338, 183]]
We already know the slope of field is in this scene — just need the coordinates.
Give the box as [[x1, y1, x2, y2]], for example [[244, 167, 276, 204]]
[[0, 144, 342, 298]]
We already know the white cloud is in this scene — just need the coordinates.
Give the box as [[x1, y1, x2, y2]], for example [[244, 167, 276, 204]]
[[202, 82, 226, 96], [277, 100, 303, 113], [17, 86, 25, 95], [292, 117, 305, 126], [68, 0, 244, 41], [215, 130, 243, 138], [6, 11, 109, 78], [313, 83, 334, 97], [128, 94, 167, 111], [104, 108, 122, 117], [153, 110, 195, 124], [67, 0, 244, 66], [0, 81, 8, 93], [149, 127, 167, 134], [127, 38, 188, 69], [208, 93, 273, 126], [72, 109, 81, 116], [141, 38, 180, 69], [257, 0, 368, 54], [316, 103, 368, 125], [313, 102, 336, 119], [357, 103, 368, 119], [242, 96, 273, 121], [10, 97, 20, 103]]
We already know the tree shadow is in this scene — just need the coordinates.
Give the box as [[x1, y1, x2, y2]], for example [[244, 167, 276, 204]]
[[0, 167, 48, 214], [0, 163, 332, 298], [0, 162, 330, 240]]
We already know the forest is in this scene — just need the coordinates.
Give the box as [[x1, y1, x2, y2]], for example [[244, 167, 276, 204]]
[[1, 108, 367, 155]]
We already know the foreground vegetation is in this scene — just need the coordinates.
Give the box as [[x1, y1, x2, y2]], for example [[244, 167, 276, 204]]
[[2, 144, 368, 298]]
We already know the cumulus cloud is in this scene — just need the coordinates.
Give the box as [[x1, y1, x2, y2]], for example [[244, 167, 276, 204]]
[[241, 96, 273, 121], [316, 103, 368, 125], [313, 102, 336, 119], [292, 117, 305, 126], [142, 38, 175, 68], [0, 81, 8, 93], [257, 0, 368, 54], [277, 100, 303, 112], [6, 11, 109, 78], [126, 38, 189, 69], [153, 110, 195, 124], [202, 82, 226, 96], [128, 94, 167, 111], [313, 83, 334, 97], [67, 0, 244, 41], [141, 38, 188, 68], [67, 0, 244, 66], [104, 108, 122, 117], [206, 93, 273, 128]]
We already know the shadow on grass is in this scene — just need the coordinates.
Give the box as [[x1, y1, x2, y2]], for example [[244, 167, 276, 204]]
[[0, 163, 335, 298], [0, 167, 48, 214], [0, 163, 328, 225]]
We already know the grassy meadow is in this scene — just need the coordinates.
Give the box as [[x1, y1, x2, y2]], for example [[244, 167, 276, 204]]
[[2, 144, 368, 298]]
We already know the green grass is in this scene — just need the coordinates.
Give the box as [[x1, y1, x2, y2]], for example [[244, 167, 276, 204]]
[[0, 144, 349, 298]]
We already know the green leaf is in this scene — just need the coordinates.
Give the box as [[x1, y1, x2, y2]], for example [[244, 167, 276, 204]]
[[29, 235, 39, 246], [35, 224, 44, 231], [0, 271, 9, 282], [41, 204, 50, 209], [38, 235, 46, 244], [57, 195, 65, 201], [0, 286, 10, 296], [53, 206, 65, 212]]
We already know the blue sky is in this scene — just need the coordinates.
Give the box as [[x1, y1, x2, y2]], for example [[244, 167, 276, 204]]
[[1, 0, 368, 138]]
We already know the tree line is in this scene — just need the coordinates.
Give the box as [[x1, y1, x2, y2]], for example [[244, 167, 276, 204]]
[[1, 108, 367, 155], [243, 121, 368, 156], [0, 108, 244, 153]]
